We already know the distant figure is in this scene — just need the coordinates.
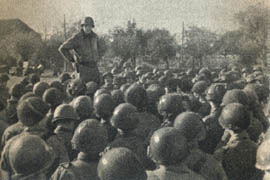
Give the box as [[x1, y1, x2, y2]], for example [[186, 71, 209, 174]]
[[59, 16, 101, 84]]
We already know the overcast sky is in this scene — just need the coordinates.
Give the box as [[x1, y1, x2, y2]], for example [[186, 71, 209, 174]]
[[0, 0, 269, 37]]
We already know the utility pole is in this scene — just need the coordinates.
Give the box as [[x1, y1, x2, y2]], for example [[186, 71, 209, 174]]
[[181, 21, 185, 69], [63, 14, 67, 72]]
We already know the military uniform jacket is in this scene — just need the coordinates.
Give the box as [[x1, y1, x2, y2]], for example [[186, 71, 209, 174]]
[[214, 131, 262, 180], [59, 30, 100, 83], [146, 164, 206, 180], [50, 152, 99, 180]]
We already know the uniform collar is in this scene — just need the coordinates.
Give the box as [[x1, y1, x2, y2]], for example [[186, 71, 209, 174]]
[[77, 152, 99, 162]]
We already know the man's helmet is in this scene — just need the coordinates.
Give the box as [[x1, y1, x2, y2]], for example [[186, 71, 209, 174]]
[[221, 89, 248, 107], [6, 134, 55, 177], [59, 72, 71, 83], [243, 87, 259, 109], [256, 140, 270, 170], [52, 104, 78, 124], [98, 147, 147, 180], [174, 112, 206, 142], [219, 103, 250, 131], [158, 93, 183, 118], [191, 81, 209, 95], [33, 82, 49, 97], [148, 127, 189, 165], [111, 89, 124, 107], [10, 83, 24, 99], [94, 89, 111, 99], [66, 79, 86, 97], [94, 94, 115, 119], [81, 16, 95, 27], [124, 83, 148, 111], [49, 80, 64, 92], [71, 119, 108, 153], [43, 88, 64, 109], [111, 103, 138, 131], [71, 96, 93, 120], [206, 83, 226, 104], [147, 84, 165, 113], [198, 67, 211, 79], [17, 97, 49, 126]]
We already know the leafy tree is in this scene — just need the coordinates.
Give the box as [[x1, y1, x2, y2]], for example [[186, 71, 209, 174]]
[[184, 26, 218, 67], [233, 4, 270, 66], [145, 29, 177, 69]]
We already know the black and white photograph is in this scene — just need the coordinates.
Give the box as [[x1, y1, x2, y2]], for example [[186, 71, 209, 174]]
[[0, 0, 269, 179]]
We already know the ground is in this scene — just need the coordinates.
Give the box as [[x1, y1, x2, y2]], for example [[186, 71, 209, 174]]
[[7, 70, 58, 89]]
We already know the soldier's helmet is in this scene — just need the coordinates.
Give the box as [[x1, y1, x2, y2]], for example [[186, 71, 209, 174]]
[[7, 134, 55, 177], [49, 80, 64, 92], [71, 96, 93, 120], [66, 78, 86, 97], [33, 82, 50, 97], [221, 89, 248, 107], [124, 83, 148, 111], [111, 103, 139, 131], [147, 84, 165, 105], [206, 83, 226, 104], [148, 127, 189, 165], [10, 83, 24, 99], [29, 74, 40, 85], [18, 92, 36, 104], [111, 89, 125, 106], [52, 104, 78, 124], [59, 72, 71, 83], [43, 88, 64, 109], [242, 86, 259, 109], [71, 119, 108, 153], [98, 147, 147, 180], [219, 103, 250, 131], [198, 67, 211, 79], [191, 80, 209, 95], [158, 93, 183, 118], [94, 88, 111, 99], [81, 16, 95, 27], [94, 94, 115, 119], [17, 97, 49, 127], [174, 112, 206, 142], [256, 140, 270, 171]]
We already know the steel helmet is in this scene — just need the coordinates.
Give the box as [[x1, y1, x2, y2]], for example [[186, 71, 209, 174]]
[[17, 97, 49, 126], [158, 93, 183, 118], [98, 147, 147, 180], [221, 89, 249, 107], [94, 94, 115, 119], [71, 119, 108, 153], [124, 83, 148, 111], [33, 82, 49, 97], [148, 127, 189, 165], [219, 103, 250, 131], [71, 96, 93, 120], [174, 112, 206, 142], [42, 88, 64, 109], [6, 134, 55, 176], [53, 104, 78, 123], [111, 103, 139, 131]]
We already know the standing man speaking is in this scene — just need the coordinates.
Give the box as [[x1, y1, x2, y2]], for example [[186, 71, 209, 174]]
[[59, 16, 100, 84]]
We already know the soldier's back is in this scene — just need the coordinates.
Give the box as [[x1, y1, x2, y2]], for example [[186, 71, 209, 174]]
[[51, 160, 98, 180], [147, 164, 206, 180], [216, 132, 261, 180]]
